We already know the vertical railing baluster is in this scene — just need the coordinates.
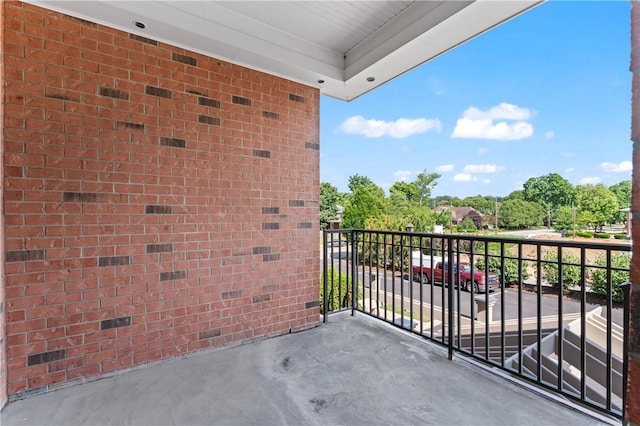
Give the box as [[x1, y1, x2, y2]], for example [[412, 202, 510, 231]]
[[430, 236, 435, 340], [383, 233, 388, 322], [375, 233, 381, 320], [408, 231, 414, 331], [536, 243, 542, 381], [447, 234, 455, 360], [318, 229, 629, 420], [400, 232, 405, 328], [580, 246, 587, 401], [606, 248, 613, 411], [622, 281, 631, 421], [557, 246, 564, 392], [483, 239, 490, 361], [323, 230, 329, 323], [517, 243, 523, 376], [500, 241, 506, 366], [392, 234, 396, 324], [455, 240, 462, 351], [350, 231, 358, 316]]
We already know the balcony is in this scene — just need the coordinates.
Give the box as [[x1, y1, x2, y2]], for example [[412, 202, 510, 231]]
[[0, 229, 627, 425], [322, 229, 630, 422], [0, 311, 616, 425]]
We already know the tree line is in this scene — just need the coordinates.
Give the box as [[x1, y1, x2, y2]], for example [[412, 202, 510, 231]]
[[320, 171, 631, 234]]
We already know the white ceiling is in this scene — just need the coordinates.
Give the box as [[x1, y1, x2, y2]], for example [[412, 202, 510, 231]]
[[24, 0, 543, 101]]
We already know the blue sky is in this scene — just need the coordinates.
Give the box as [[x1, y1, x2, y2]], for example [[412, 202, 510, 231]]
[[319, 1, 632, 199]]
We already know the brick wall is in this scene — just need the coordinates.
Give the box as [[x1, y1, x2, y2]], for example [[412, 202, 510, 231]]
[[630, 2, 640, 424], [0, 0, 6, 408], [1, 1, 320, 399]]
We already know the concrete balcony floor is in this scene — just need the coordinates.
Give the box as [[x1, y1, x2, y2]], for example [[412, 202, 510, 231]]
[[1, 312, 617, 426]]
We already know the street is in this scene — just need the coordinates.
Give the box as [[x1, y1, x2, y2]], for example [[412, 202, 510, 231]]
[[323, 247, 625, 327]]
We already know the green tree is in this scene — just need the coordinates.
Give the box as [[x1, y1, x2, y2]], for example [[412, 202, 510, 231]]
[[503, 190, 525, 202], [320, 268, 358, 313], [498, 199, 544, 229], [575, 183, 619, 233], [406, 205, 437, 232], [348, 174, 379, 193], [522, 173, 576, 226], [553, 205, 575, 233], [590, 253, 630, 302], [414, 170, 440, 206], [476, 250, 531, 286], [609, 180, 631, 223], [389, 181, 419, 208], [342, 184, 387, 229], [434, 209, 452, 227], [459, 217, 477, 232], [320, 182, 339, 229], [541, 251, 581, 291], [461, 195, 495, 215], [433, 195, 461, 208]]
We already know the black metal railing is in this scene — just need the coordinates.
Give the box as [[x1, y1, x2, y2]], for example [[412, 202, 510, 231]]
[[322, 229, 631, 420]]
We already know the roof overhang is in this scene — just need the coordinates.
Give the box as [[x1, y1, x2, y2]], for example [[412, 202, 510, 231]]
[[23, 1, 543, 101]]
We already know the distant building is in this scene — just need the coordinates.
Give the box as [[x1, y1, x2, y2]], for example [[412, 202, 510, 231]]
[[328, 205, 344, 229], [434, 206, 488, 229], [620, 207, 632, 236]]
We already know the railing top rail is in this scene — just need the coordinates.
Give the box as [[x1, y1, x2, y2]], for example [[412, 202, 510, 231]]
[[325, 229, 631, 252]]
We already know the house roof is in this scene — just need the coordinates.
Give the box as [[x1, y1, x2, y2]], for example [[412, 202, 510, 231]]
[[434, 205, 482, 221], [24, 1, 543, 101]]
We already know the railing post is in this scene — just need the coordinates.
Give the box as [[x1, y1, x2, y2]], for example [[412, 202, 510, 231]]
[[622, 280, 631, 424], [447, 236, 455, 361], [406, 224, 414, 327], [351, 231, 358, 316], [323, 230, 329, 323]]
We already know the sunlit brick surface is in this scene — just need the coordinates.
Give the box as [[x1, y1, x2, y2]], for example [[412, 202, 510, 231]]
[[1, 1, 320, 398], [630, 1, 640, 423]]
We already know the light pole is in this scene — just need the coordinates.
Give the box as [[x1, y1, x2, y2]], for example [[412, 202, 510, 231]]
[[572, 203, 577, 238]]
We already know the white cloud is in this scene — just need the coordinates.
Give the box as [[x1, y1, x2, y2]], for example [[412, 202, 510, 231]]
[[463, 103, 533, 121], [393, 170, 413, 182], [451, 103, 534, 141], [544, 131, 555, 139], [565, 167, 575, 173], [462, 164, 501, 174], [452, 164, 502, 185], [601, 161, 632, 173], [340, 115, 441, 138], [453, 173, 477, 182], [436, 164, 454, 173], [579, 177, 601, 185]]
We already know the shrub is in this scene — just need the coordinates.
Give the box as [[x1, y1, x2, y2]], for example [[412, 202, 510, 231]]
[[576, 231, 594, 238], [614, 233, 629, 240], [596, 232, 610, 239], [541, 250, 582, 291], [320, 268, 361, 313], [476, 254, 530, 286], [459, 217, 477, 232], [590, 253, 630, 302]]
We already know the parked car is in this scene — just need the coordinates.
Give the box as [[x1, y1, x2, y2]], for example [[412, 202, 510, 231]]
[[326, 239, 347, 247], [412, 261, 500, 293]]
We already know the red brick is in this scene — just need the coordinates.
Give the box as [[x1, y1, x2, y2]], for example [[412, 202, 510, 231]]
[[1, 0, 320, 398]]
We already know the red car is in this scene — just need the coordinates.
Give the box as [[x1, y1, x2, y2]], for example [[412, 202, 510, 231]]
[[412, 261, 500, 293]]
